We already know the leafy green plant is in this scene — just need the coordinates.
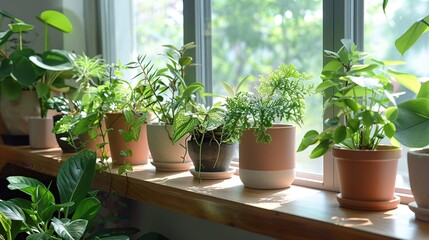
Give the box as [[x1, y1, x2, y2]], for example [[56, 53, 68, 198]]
[[135, 42, 204, 126], [298, 39, 419, 158], [0, 150, 123, 239], [225, 63, 313, 144], [0, 9, 74, 117], [382, 0, 429, 148]]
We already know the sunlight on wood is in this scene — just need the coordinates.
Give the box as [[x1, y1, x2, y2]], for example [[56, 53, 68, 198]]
[[331, 216, 373, 227]]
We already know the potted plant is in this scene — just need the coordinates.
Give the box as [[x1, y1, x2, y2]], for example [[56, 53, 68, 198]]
[[136, 43, 204, 171], [172, 99, 240, 179], [225, 64, 313, 189], [0, 9, 40, 144], [100, 63, 152, 166], [382, 1, 429, 220], [297, 39, 411, 210], [0, 9, 74, 148], [50, 53, 110, 157]]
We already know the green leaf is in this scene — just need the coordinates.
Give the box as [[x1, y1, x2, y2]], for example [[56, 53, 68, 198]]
[[347, 118, 360, 133], [394, 98, 429, 148], [322, 60, 342, 72], [32, 186, 55, 219], [310, 139, 330, 159], [395, 15, 429, 56], [324, 117, 339, 127], [343, 98, 359, 113], [362, 110, 373, 126], [9, 49, 41, 87], [0, 201, 25, 221], [9, 22, 34, 32], [172, 111, 199, 143], [383, 0, 389, 14], [333, 126, 347, 144], [417, 81, 429, 99], [384, 122, 396, 138], [315, 80, 337, 93], [0, 77, 22, 100], [297, 130, 319, 152], [29, 50, 73, 72], [388, 69, 421, 94], [36, 82, 50, 99], [38, 10, 73, 33], [385, 107, 398, 122], [0, 211, 12, 240], [51, 217, 87, 240], [72, 197, 100, 222], [57, 149, 97, 215], [6, 176, 45, 195]]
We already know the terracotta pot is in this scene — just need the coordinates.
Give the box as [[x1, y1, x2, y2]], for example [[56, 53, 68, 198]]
[[239, 124, 295, 189], [28, 117, 59, 149], [333, 145, 401, 210], [79, 120, 111, 158], [0, 90, 40, 136], [147, 124, 192, 171], [407, 149, 429, 221], [106, 113, 149, 165], [188, 140, 235, 172]]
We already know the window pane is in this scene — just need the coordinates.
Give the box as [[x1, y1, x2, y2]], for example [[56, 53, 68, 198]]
[[133, 0, 183, 63], [211, 0, 324, 174], [365, 0, 429, 189]]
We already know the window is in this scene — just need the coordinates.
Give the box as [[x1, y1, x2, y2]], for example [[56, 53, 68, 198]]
[[99, 0, 416, 195], [365, 0, 429, 190]]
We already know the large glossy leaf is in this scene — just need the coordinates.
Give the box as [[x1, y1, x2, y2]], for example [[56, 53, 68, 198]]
[[0, 77, 21, 100], [394, 98, 429, 148], [395, 15, 429, 56], [9, 49, 42, 86], [57, 149, 97, 214], [32, 186, 55, 221], [6, 176, 44, 196], [37, 10, 73, 33], [72, 197, 100, 222], [51, 217, 87, 240], [0, 201, 25, 222], [172, 110, 199, 143], [388, 69, 420, 94], [29, 50, 73, 72]]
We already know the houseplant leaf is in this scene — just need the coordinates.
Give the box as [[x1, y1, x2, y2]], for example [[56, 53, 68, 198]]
[[388, 69, 420, 94], [37, 10, 73, 33], [394, 98, 429, 148], [7, 176, 45, 195], [72, 197, 101, 222], [56, 149, 97, 214], [395, 15, 429, 56], [0, 201, 25, 221], [0, 211, 12, 240], [51, 217, 87, 240], [30, 50, 74, 71]]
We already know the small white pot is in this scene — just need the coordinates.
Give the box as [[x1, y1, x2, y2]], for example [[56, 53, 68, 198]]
[[408, 149, 429, 221], [29, 117, 59, 149]]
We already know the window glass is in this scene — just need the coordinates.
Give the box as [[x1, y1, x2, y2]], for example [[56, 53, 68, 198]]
[[365, 0, 429, 188], [132, 0, 183, 64], [211, 0, 324, 174]]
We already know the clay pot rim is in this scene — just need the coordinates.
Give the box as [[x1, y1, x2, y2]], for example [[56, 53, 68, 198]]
[[332, 145, 402, 160], [408, 148, 429, 156], [248, 123, 295, 130], [333, 144, 401, 152]]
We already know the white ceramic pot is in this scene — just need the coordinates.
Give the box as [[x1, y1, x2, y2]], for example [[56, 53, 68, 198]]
[[147, 124, 192, 171], [1, 91, 40, 135], [408, 149, 429, 221], [29, 117, 59, 149]]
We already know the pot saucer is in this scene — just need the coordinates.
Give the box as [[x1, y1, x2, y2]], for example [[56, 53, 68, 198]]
[[190, 168, 236, 180], [336, 194, 400, 211], [409, 202, 429, 222], [151, 161, 193, 172]]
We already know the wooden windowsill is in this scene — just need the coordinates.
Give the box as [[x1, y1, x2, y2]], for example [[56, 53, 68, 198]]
[[0, 144, 428, 239]]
